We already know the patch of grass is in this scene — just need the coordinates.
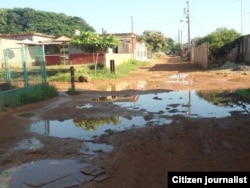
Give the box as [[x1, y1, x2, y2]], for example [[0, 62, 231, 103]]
[[234, 88, 250, 101], [88, 63, 105, 70], [114, 59, 147, 77], [19, 83, 58, 105], [47, 59, 148, 82], [48, 73, 71, 82]]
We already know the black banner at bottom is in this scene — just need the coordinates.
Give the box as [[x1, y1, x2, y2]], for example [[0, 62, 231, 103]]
[[168, 172, 250, 188]]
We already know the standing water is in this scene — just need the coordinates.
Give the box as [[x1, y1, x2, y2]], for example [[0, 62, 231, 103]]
[[29, 90, 250, 140]]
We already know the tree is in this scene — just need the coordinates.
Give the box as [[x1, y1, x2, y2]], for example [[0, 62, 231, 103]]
[[70, 31, 119, 74], [138, 30, 168, 53], [74, 115, 121, 131], [165, 38, 175, 54], [196, 28, 241, 55], [0, 8, 95, 36]]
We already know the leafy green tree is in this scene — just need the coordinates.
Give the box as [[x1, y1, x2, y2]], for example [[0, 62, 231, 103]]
[[73, 116, 121, 131], [70, 31, 119, 74], [0, 8, 95, 36], [138, 30, 168, 52], [165, 38, 175, 54], [196, 28, 241, 54]]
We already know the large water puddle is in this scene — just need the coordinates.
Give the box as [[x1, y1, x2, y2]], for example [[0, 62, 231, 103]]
[[0, 159, 108, 188], [2, 89, 249, 187], [29, 90, 250, 140], [113, 90, 249, 117], [30, 116, 153, 140]]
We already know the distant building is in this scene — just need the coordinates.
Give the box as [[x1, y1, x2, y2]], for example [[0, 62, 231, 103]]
[[0, 32, 148, 67], [0, 33, 55, 43]]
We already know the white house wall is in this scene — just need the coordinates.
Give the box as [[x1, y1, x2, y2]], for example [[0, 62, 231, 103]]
[[0, 38, 22, 68], [136, 43, 147, 61], [0, 38, 37, 68], [105, 53, 133, 68]]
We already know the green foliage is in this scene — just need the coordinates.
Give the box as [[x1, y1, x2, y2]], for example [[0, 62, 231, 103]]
[[88, 63, 105, 70], [47, 72, 71, 82], [235, 88, 250, 101], [74, 115, 121, 131], [0, 83, 59, 109], [47, 59, 147, 81], [0, 8, 95, 36], [70, 31, 120, 74], [197, 89, 250, 107], [70, 31, 120, 53], [196, 28, 241, 54], [18, 83, 58, 105], [165, 38, 175, 54], [138, 30, 168, 52]]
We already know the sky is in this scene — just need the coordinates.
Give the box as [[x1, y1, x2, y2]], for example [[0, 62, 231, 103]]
[[1, 0, 250, 43]]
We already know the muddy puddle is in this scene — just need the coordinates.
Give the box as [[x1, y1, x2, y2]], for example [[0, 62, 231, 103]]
[[30, 90, 250, 140], [12, 137, 43, 151], [30, 116, 154, 140], [2, 89, 250, 187], [1, 159, 108, 188]]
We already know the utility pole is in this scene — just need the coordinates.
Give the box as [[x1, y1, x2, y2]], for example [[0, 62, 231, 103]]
[[180, 1, 191, 60], [131, 16, 134, 33], [241, 0, 243, 35], [187, 1, 191, 50], [178, 28, 180, 44]]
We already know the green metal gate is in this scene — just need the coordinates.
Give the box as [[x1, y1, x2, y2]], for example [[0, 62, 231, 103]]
[[2, 45, 46, 88], [0, 45, 47, 107]]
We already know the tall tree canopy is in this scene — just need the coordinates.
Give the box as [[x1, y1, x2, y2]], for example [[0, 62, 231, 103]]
[[138, 30, 168, 53], [196, 28, 241, 53], [0, 8, 95, 36]]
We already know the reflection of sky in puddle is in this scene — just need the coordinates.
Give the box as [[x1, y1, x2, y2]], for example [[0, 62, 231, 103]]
[[114, 91, 249, 118], [30, 116, 153, 140], [12, 137, 43, 151], [76, 103, 93, 109], [30, 90, 250, 140], [81, 142, 114, 155], [6, 159, 88, 188]]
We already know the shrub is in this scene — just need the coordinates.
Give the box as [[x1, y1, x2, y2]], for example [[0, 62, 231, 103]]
[[19, 83, 58, 105]]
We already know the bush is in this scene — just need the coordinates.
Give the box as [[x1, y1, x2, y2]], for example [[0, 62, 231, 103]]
[[234, 88, 250, 101], [19, 83, 58, 105]]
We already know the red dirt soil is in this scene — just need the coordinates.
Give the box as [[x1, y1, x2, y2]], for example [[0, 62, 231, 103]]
[[0, 56, 250, 188]]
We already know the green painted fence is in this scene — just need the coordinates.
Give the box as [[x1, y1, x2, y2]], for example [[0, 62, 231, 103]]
[[0, 45, 47, 107]]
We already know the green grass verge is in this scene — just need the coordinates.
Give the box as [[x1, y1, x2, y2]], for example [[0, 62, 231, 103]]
[[47, 59, 148, 82], [234, 88, 250, 101], [18, 83, 58, 105], [1, 83, 58, 110]]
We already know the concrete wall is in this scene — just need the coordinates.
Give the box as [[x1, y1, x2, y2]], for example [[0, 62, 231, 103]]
[[118, 42, 130, 54], [114, 33, 137, 55], [135, 43, 147, 61], [105, 53, 133, 68], [0, 38, 22, 68], [243, 36, 250, 64], [191, 42, 209, 69], [70, 53, 105, 65], [0, 38, 44, 68]]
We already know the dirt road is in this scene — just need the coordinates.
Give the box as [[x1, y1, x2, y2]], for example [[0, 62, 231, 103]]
[[0, 56, 250, 188]]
